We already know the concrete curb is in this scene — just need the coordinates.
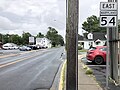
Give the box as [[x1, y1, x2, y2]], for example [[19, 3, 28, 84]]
[[58, 60, 66, 90]]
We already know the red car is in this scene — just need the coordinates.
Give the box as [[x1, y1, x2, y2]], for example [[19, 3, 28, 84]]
[[86, 46, 107, 64]]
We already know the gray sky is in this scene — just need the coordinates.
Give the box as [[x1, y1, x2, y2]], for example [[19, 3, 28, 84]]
[[0, 0, 119, 38]]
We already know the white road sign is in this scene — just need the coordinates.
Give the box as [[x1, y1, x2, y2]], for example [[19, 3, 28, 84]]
[[100, 2, 117, 27], [29, 37, 34, 43], [100, 2, 117, 11], [100, 16, 116, 27]]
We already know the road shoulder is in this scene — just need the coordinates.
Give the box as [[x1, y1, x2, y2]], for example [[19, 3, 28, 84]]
[[50, 60, 66, 90]]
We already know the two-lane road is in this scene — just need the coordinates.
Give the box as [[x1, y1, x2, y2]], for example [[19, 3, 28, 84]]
[[0, 47, 65, 90]]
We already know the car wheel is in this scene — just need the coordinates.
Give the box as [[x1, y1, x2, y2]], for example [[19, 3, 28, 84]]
[[94, 56, 104, 65]]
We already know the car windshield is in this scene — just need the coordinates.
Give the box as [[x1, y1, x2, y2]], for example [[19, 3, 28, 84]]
[[100, 47, 107, 51]]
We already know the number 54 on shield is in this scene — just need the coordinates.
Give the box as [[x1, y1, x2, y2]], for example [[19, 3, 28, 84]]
[[100, 16, 117, 27]]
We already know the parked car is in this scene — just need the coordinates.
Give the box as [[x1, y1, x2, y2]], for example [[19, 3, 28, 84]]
[[19, 46, 31, 51], [27, 45, 38, 50], [86, 46, 107, 64], [2, 43, 18, 50]]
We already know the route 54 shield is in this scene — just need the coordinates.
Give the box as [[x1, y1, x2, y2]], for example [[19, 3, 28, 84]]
[[100, 16, 117, 27]]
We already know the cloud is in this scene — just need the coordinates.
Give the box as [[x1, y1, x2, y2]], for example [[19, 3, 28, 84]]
[[0, 16, 19, 30], [0, 0, 119, 38], [3, 0, 58, 17], [0, 0, 66, 37]]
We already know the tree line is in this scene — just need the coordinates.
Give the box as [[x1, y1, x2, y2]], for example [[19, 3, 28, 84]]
[[0, 27, 64, 47]]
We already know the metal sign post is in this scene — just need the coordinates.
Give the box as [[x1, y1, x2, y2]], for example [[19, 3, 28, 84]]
[[106, 27, 109, 89], [108, 0, 119, 84], [100, 0, 118, 89]]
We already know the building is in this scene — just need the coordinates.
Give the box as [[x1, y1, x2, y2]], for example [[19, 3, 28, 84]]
[[78, 32, 107, 49], [36, 37, 51, 48]]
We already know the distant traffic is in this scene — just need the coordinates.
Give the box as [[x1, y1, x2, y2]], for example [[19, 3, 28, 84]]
[[1, 42, 49, 51]]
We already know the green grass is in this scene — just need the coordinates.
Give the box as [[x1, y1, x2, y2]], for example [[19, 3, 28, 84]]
[[78, 49, 87, 52], [85, 68, 93, 75], [83, 65, 88, 70]]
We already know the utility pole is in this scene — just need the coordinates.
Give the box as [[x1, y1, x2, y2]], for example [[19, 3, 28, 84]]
[[66, 0, 79, 90]]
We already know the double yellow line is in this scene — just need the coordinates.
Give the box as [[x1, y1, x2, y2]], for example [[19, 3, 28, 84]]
[[0, 54, 17, 59]]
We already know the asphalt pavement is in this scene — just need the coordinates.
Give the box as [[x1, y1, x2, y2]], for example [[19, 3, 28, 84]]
[[0, 47, 65, 90]]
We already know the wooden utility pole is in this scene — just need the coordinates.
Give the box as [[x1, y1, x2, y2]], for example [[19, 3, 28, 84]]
[[66, 0, 79, 90]]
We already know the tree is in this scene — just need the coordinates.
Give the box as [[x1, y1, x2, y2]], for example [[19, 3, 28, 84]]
[[0, 33, 2, 42], [57, 35, 64, 46], [2, 34, 10, 44], [0, 29, 65, 46], [11, 34, 22, 45], [46, 27, 64, 47], [22, 32, 32, 45], [36, 32, 44, 38], [82, 15, 106, 33]]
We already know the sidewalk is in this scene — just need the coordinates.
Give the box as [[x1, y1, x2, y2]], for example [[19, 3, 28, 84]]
[[63, 53, 120, 90], [78, 54, 103, 90]]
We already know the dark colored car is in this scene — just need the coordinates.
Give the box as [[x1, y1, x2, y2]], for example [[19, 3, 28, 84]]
[[27, 45, 38, 50], [86, 46, 107, 64]]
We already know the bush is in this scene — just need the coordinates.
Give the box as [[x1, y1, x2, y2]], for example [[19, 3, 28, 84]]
[[85, 68, 93, 75], [83, 65, 87, 70], [78, 46, 82, 50]]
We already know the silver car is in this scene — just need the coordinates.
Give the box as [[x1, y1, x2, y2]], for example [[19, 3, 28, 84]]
[[19, 46, 31, 51]]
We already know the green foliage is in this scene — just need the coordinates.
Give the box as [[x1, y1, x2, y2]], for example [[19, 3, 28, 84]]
[[83, 65, 87, 70], [0, 29, 64, 46], [0, 33, 3, 42], [57, 35, 64, 46], [46, 27, 64, 47], [10, 34, 22, 45], [22, 32, 32, 45], [78, 46, 82, 50], [78, 49, 87, 52], [118, 20, 120, 33], [2, 34, 10, 43], [0, 32, 32, 45], [36, 32, 44, 38], [82, 15, 120, 33], [82, 15, 106, 33], [85, 68, 93, 75]]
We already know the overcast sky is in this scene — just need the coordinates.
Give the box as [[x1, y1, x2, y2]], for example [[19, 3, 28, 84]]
[[0, 0, 119, 38]]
